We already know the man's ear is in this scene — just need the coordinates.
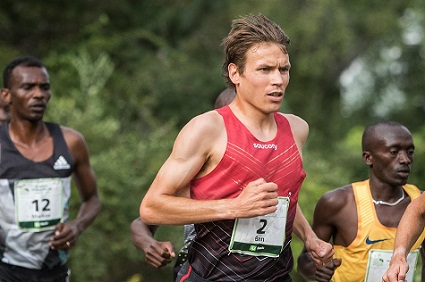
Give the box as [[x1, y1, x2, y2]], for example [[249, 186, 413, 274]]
[[0, 88, 11, 104], [228, 63, 240, 85], [363, 151, 372, 166]]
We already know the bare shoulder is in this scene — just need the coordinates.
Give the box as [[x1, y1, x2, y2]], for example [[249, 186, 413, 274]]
[[179, 110, 225, 142], [280, 113, 309, 147], [281, 113, 309, 131], [317, 184, 354, 212], [59, 125, 89, 160], [166, 110, 226, 179], [187, 110, 223, 129], [60, 125, 86, 145]]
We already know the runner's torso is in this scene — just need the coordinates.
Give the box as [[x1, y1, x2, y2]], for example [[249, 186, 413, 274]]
[[332, 180, 425, 282], [0, 122, 75, 270], [188, 106, 306, 281]]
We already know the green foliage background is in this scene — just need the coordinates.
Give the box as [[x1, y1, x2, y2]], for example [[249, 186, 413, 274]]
[[1, 0, 425, 281]]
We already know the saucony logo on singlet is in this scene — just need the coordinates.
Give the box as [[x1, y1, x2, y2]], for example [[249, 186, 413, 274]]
[[365, 236, 390, 245], [53, 156, 71, 170], [253, 143, 278, 150]]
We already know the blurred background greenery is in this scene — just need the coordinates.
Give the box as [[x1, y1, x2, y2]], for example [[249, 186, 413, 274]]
[[1, 0, 424, 281]]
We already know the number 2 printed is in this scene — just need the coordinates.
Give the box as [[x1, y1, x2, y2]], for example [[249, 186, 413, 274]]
[[257, 219, 267, 234]]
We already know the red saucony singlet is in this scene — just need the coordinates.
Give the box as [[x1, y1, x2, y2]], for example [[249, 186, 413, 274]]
[[186, 106, 306, 281]]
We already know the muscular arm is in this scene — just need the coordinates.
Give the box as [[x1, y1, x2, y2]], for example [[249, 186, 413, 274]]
[[293, 204, 334, 268], [383, 194, 425, 282], [67, 128, 101, 233], [140, 112, 279, 225], [130, 218, 175, 268], [50, 127, 101, 249], [130, 218, 159, 250], [285, 114, 334, 268], [297, 188, 350, 281]]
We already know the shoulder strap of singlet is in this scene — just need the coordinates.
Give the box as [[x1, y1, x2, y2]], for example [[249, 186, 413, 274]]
[[45, 122, 75, 165], [402, 184, 421, 199], [45, 122, 62, 138], [354, 181, 422, 223], [0, 123, 7, 134], [216, 105, 230, 117], [352, 180, 374, 233]]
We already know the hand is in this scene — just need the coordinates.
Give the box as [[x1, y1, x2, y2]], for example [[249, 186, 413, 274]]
[[305, 237, 334, 268], [49, 222, 81, 250], [315, 258, 342, 282], [144, 240, 175, 268], [233, 178, 279, 218], [382, 256, 409, 282]]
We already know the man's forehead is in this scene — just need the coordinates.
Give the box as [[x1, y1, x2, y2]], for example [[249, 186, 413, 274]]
[[247, 44, 290, 64], [374, 125, 413, 146], [11, 66, 49, 82]]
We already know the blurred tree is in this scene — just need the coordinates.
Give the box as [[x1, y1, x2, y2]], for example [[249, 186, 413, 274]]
[[0, 0, 424, 280]]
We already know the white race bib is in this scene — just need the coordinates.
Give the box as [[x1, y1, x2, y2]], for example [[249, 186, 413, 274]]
[[14, 178, 64, 231], [364, 249, 419, 282], [229, 197, 289, 257]]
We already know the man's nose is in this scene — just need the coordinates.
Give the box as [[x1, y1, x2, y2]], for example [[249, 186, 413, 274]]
[[399, 151, 412, 164]]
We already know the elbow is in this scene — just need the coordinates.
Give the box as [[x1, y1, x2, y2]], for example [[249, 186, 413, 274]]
[[130, 218, 140, 234], [83, 193, 102, 217], [93, 194, 102, 216], [130, 219, 141, 244], [139, 200, 156, 225]]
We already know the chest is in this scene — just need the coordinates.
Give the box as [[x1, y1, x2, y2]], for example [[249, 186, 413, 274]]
[[374, 202, 408, 227], [13, 137, 54, 162], [335, 199, 408, 246]]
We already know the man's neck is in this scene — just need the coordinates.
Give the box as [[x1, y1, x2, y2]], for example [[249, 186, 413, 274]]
[[229, 103, 277, 142], [9, 120, 48, 146]]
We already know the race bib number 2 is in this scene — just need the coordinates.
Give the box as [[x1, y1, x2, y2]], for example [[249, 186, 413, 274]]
[[14, 178, 64, 231], [229, 197, 289, 257]]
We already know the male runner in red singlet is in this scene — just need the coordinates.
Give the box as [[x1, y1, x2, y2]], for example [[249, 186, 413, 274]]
[[140, 14, 334, 281]]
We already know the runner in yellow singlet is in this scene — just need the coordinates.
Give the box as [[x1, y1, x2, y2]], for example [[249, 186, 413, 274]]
[[297, 121, 425, 282]]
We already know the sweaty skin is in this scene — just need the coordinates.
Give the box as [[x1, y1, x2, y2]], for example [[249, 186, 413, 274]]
[[140, 15, 333, 280], [298, 122, 425, 282]]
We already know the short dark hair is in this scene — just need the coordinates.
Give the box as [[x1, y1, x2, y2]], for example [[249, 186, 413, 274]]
[[362, 121, 405, 151], [221, 14, 290, 87], [3, 56, 45, 88]]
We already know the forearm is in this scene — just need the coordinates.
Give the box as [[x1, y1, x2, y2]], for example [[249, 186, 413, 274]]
[[297, 248, 317, 280], [294, 203, 334, 268], [140, 194, 237, 225], [392, 200, 425, 259], [141, 175, 279, 225], [293, 204, 316, 242], [74, 194, 101, 234], [131, 218, 158, 251]]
